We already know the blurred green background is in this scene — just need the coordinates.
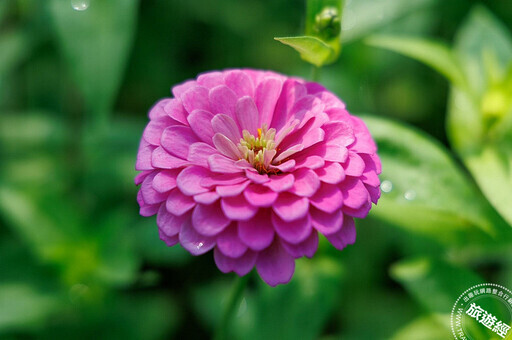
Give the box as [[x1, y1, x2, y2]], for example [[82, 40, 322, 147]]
[[1, 0, 512, 339]]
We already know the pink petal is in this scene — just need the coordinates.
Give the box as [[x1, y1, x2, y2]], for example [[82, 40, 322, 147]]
[[348, 116, 377, 154], [256, 240, 295, 286], [211, 114, 242, 143], [340, 177, 370, 209], [264, 174, 294, 192], [255, 77, 282, 127], [187, 109, 215, 143], [307, 143, 348, 163], [272, 192, 309, 222], [270, 159, 296, 172], [313, 90, 345, 109], [310, 207, 343, 235], [366, 185, 381, 204], [213, 133, 241, 159], [322, 121, 355, 147], [172, 80, 196, 98], [176, 166, 210, 196], [214, 247, 257, 276], [208, 154, 245, 173], [236, 96, 259, 135], [325, 216, 356, 250], [141, 173, 167, 204], [136, 143, 156, 171], [272, 212, 312, 244], [294, 155, 325, 170], [325, 107, 350, 122], [343, 153, 365, 177], [315, 162, 345, 184], [289, 169, 320, 197], [194, 191, 220, 205], [343, 200, 372, 218], [135, 170, 151, 185], [244, 184, 278, 207], [309, 182, 343, 213], [159, 232, 179, 247], [143, 116, 176, 145], [238, 209, 275, 251], [281, 231, 318, 259], [140, 203, 160, 217], [200, 173, 247, 188], [187, 142, 218, 168], [180, 86, 210, 113], [164, 99, 188, 125], [161, 125, 200, 159], [166, 188, 196, 215], [361, 170, 380, 187], [221, 195, 259, 221], [273, 144, 304, 163], [288, 95, 321, 120], [216, 180, 250, 197], [278, 122, 324, 152], [157, 204, 188, 237], [148, 99, 170, 120], [179, 217, 216, 255], [137, 191, 160, 216], [191, 201, 230, 236], [197, 71, 224, 88], [271, 79, 307, 131], [224, 70, 254, 98], [305, 82, 326, 94], [152, 146, 189, 169], [216, 223, 248, 258], [152, 169, 179, 193], [245, 170, 270, 184], [209, 85, 237, 118]]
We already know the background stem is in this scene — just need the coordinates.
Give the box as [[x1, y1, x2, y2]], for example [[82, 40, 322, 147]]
[[214, 274, 250, 340]]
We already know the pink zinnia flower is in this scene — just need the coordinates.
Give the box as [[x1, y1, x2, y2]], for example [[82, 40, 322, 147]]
[[135, 69, 381, 286]]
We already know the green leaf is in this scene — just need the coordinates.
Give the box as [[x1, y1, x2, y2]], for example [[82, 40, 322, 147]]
[[0, 187, 69, 259], [366, 35, 467, 89], [363, 115, 511, 244], [0, 283, 60, 333], [391, 257, 483, 327], [274, 36, 337, 67], [275, 0, 342, 67], [0, 29, 33, 79], [193, 257, 343, 340], [0, 111, 66, 154], [454, 6, 512, 96], [239, 257, 343, 340], [464, 145, 512, 228], [48, 0, 139, 119], [391, 316, 453, 340], [341, 0, 437, 43], [447, 6, 512, 227]]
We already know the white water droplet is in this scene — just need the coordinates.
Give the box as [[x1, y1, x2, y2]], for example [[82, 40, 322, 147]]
[[195, 242, 204, 250], [71, 0, 90, 11], [404, 190, 416, 201], [380, 180, 393, 193]]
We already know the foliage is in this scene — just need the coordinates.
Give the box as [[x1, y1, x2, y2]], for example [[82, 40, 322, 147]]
[[0, 0, 511, 339]]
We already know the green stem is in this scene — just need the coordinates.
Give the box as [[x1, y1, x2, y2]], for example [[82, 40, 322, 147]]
[[311, 65, 321, 82], [214, 274, 250, 340]]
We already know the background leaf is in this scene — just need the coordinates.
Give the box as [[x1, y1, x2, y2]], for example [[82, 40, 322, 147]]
[[274, 36, 336, 67], [365, 35, 467, 89], [363, 115, 510, 244], [48, 0, 139, 119]]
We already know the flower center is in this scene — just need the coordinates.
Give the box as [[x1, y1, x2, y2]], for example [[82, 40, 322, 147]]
[[238, 124, 279, 175]]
